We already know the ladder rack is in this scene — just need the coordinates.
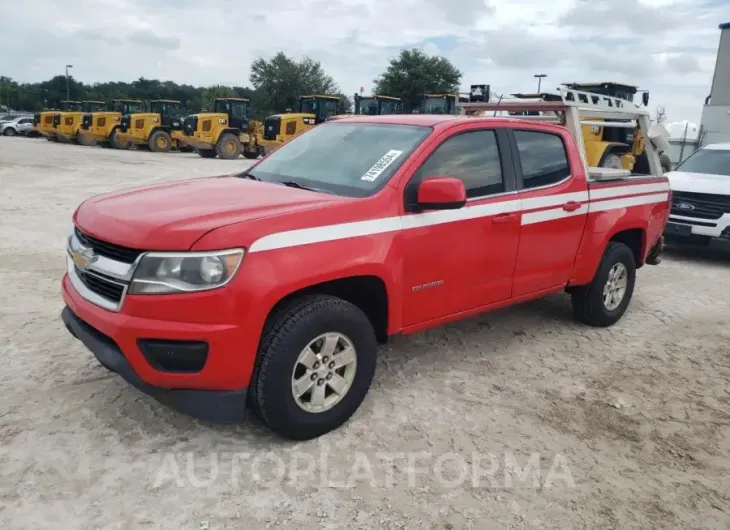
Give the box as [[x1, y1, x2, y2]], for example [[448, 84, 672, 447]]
[[456, 87, 663, 181]]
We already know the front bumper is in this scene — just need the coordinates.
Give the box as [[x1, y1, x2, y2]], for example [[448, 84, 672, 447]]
[[664, 213, 730, 246], [61, 306, 248, 424]]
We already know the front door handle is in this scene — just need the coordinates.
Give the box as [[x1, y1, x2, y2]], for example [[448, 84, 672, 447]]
[[562, 201, 582, 212], [492, 213, 518, 224]]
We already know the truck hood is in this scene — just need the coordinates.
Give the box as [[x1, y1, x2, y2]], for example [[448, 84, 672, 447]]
[[666, 171, 730, 195], [74, 176, 344, 250]]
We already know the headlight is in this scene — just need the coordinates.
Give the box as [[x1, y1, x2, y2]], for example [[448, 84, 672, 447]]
[[129, 249, 244, 294]]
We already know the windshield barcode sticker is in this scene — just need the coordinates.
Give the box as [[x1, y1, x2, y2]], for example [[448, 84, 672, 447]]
[[361, 150, 404, 182]]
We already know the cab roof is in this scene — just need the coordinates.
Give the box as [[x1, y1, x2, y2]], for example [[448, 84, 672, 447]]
[[360, 95, 401, 101], [320, 113, 568, 132], [299, 95, 340, 100], [113, 98, 142, 103], [151, 99, 181, 103], [83, 100, 105, 104], [215, 97, 249, 102]]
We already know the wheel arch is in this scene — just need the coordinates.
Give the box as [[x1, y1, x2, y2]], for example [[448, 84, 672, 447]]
[[264, 275, 391, 344]]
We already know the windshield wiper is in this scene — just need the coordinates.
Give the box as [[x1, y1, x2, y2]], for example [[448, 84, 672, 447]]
[[240, 172, 260, 181], [277, 180, 333, 194]]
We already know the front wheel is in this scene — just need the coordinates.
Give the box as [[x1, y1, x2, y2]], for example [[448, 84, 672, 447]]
[[3, 128, 16, 136], [571, 242, 636, 327], [148, 130, 172, 152], [250, 294, 378, 440], [215, 132, 242, 159]]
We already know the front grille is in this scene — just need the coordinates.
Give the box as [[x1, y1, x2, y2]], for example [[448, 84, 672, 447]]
[[184, 115, 198, 136], [671, 191, 730, 220], [263, 117, 281, 140], [134, 118, 145, 129], [44, 115, 53, 125], [65, 116, 74, 126], [75, 228, 143, 264], [120, 115, 130, 132], [97, 117, 106, 127], [82, 113, 92, 130], [76, 268, 125, 303]]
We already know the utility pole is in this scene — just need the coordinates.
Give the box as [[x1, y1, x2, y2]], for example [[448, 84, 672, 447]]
[[65, 64, 73, 101], [534, 73, 547, 93]]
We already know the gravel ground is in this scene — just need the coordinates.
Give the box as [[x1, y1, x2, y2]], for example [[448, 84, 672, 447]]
[[1, 136, 729, 530]]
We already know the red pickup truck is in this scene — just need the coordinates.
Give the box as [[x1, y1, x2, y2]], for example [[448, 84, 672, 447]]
[[61, 92, 670, 440]]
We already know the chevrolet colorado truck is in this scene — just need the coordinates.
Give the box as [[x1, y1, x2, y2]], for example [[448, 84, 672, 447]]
[[61, 88, 670, 440]]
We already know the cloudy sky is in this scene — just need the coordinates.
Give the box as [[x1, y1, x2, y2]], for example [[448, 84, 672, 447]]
[[1, 0, 727, 123]]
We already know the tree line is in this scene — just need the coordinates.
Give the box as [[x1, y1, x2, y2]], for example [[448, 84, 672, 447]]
[[0, 49, 462, 119]]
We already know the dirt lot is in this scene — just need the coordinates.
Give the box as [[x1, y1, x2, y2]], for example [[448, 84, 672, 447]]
[[1, 136, 729, 529]]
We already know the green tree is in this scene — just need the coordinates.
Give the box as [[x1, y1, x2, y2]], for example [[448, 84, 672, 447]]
[[250, 52, 341, 115], [373, 48, 462, 112]]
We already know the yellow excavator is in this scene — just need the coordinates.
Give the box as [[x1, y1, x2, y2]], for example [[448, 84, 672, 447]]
[[259, 95, 340, 153], [78, 99, 143, 148], [117, 99, 187, 152], [182, 97, 264, 159], [420, 93, 470, 114], [55, 100, 106, 144], [511, 82, 671, 172]]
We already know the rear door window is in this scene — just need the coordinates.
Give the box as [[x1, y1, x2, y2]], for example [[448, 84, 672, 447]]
[[514, 130, 571, 189]]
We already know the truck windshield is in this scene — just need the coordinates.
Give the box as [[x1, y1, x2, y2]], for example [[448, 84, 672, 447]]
[[150, 102, 180, 117], [240, 123, 431, 197], [674, 148, 730, 176]]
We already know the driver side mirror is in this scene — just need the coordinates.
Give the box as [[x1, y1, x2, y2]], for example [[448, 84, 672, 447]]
[[416, 177, 467, 210], [642, 92, 650, 106]]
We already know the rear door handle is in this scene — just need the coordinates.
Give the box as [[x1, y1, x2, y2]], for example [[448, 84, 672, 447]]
[[562, 201, 582, 212], [492, 213, 518, 224]]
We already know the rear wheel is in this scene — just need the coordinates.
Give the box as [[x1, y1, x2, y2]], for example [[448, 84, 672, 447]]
[[571, 242, 636, 327], [215, 133, 242, 159], [3, 127, 16, 136], [250, 294, 378, 440], [197, 148, 216, 158], [148, 130, 172, 152]]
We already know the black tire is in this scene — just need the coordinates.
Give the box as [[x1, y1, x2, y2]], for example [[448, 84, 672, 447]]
[[197, 148, 216, 158], [250, 294, 378, 440], [571, 242, 637, 327], [215, 132, 242, 159], [3, 127, 16, 136], [76, 131, 96, 146], [109, 129, 129, 149], [148, 130, 172, 152], [243, 147, 260, 159]]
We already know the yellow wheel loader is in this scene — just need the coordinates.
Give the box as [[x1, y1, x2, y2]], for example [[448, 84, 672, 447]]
[[42, 101, 83, 141], [117, 99, 187, 153], [78, 99, 143, 149], [182, 97, 264, 160], [56, 100, 106, 144], [259, 95, 340, 153]]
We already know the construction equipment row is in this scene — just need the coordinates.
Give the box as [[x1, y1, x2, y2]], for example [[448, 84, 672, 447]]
[[28, 82, 670, 171]]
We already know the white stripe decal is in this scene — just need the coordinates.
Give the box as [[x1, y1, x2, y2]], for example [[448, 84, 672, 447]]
[[589, 182, 669, 200], [248, 183, 669, 253], [588, 193, 668, 213], [522, 204, 589, 225]]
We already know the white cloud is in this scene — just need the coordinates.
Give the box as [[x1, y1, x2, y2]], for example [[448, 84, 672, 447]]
[[1, 0, 727, 122]]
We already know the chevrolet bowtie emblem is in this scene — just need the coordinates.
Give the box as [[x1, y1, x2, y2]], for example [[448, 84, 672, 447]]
[[71, 247, 97, 270]]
